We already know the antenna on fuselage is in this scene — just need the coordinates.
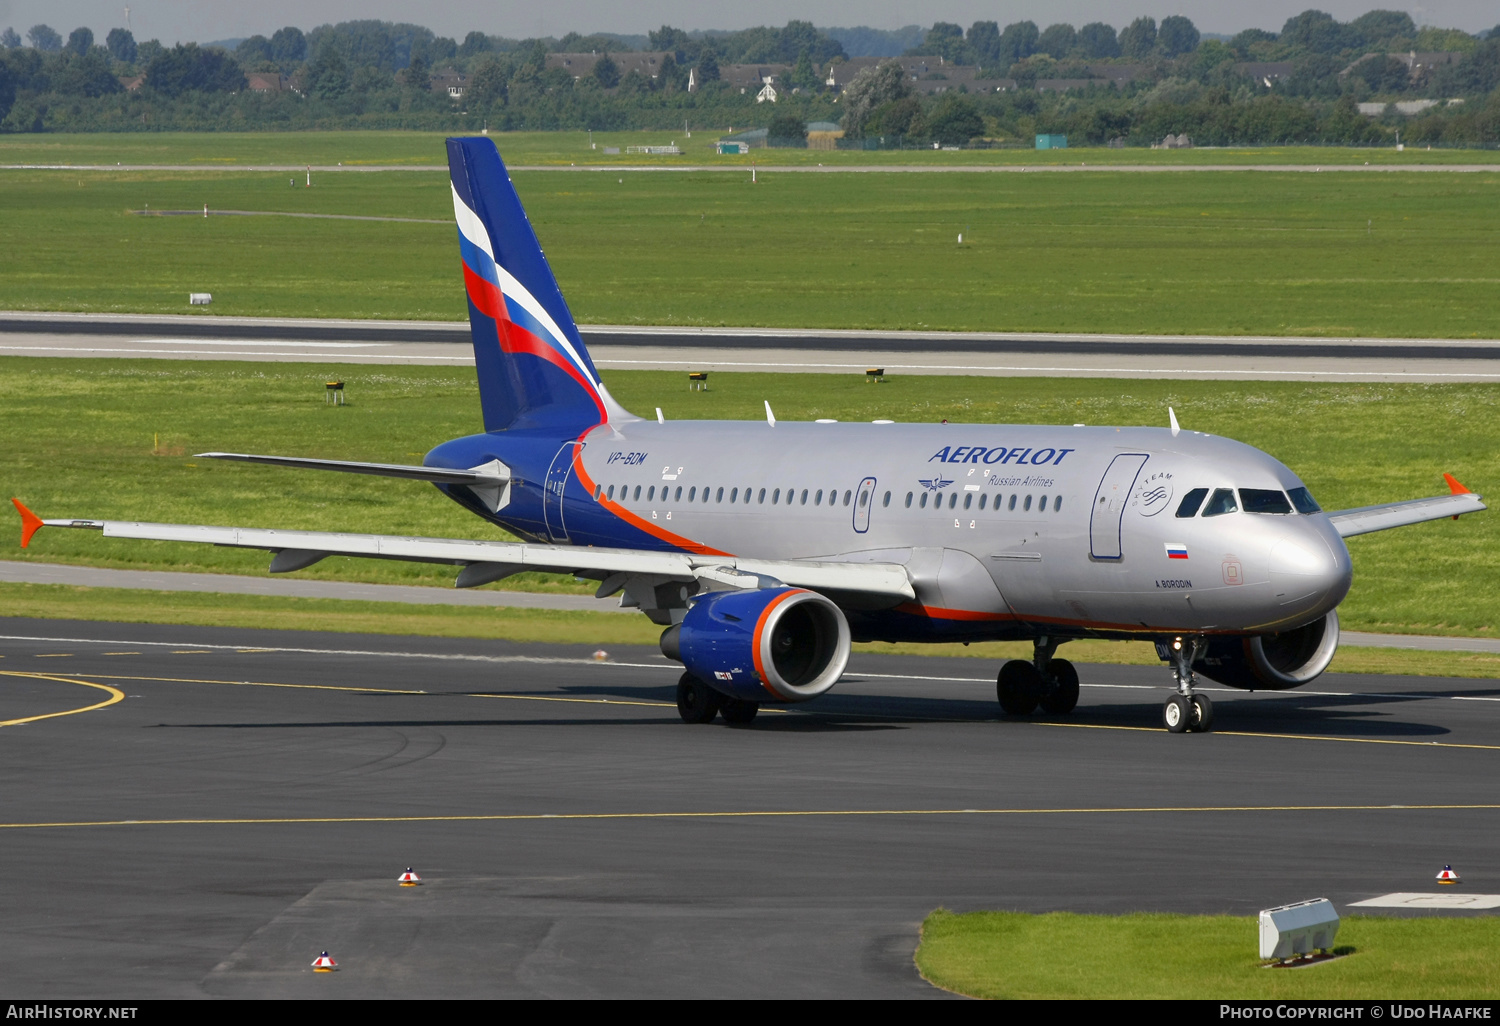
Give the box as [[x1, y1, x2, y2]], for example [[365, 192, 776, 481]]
[[764, 401, 776, 427], [1168, 407, 1181, 437], [656, 407, 665, 424]]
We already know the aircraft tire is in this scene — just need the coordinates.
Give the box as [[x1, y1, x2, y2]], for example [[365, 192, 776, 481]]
[[1189, 693, 1214, 733], [1163, 694, 1191, 733], [997, 660, 1042, 716], [1039, 659, 1080, 715], [720, 698, 760, 726], [676, 673, 722, 724]]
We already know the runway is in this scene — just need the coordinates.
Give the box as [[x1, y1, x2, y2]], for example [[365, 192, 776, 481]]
[[5, 312, 1500, 381], [2, 617, 1498, 998]]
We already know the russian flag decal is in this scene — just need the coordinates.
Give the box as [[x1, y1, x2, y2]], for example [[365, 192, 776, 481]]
[[1165, 543, 1189, 560]]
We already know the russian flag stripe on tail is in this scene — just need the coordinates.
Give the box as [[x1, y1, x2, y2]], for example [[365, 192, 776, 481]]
[[447, 137, 628, 433]]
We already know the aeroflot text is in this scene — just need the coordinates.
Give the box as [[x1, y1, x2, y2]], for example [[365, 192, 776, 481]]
[[929, 446, 1075, 466]]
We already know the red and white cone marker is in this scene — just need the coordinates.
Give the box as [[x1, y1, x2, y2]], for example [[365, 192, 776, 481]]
[[311, 951, 338, 972], [1437, 865, 1461, 884], [398, 867, 422, 887], [592, 650, 608, 662]]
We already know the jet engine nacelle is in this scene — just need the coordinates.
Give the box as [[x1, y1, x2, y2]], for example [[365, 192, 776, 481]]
[[660, 587, 851, 703], [1192, 610, 1340, 691]]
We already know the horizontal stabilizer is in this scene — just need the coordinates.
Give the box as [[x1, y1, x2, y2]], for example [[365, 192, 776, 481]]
[[30, 516, 916, 602], [1328, 490, 1486, 538], [196, 452, 508, 486]]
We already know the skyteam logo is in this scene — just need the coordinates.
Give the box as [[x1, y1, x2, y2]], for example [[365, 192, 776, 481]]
[[918, 476, 955, 492], [1133, 470, 1174, 517]]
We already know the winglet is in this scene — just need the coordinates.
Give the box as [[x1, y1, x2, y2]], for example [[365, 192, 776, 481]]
[[11, 498, 43, 548], [1444, 473, 1471, 495]]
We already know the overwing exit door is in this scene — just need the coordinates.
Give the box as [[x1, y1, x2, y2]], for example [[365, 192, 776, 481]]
[[1089, 454, 1148, 560], [852, 477, 877, 533]]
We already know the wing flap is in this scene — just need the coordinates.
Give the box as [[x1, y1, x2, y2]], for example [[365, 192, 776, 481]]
[[1328, 492, 1486, 538]]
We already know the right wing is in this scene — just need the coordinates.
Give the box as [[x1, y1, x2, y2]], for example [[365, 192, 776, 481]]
[[1327, 474, 1486, 538]]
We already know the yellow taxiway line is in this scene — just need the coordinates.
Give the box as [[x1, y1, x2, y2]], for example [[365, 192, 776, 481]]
[[0, 671, 125, 727], [1, 803, 1498, 831]]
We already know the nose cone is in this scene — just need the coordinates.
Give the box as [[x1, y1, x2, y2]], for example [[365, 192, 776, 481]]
[[1270, 530, 1352, 615]]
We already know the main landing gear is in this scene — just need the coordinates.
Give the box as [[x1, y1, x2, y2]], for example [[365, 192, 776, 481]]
[[1159, 636, 1213, 734], [997, 637, 1079, 717], [676, 672, 759, 726]]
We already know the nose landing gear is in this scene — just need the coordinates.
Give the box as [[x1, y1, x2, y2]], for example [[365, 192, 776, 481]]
[[1158, 636, 1213, 733], [997, 636, 1079, 717]]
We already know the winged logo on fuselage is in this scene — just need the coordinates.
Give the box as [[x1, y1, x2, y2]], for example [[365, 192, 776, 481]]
[[918, 477, 954, 492]]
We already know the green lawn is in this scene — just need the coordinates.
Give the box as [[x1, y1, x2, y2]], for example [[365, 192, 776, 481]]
[[2, 360, 1494, 638], [2, 167, 1499, 336], [2, 130, 1498, 167], [917, 909, 1500, 999]]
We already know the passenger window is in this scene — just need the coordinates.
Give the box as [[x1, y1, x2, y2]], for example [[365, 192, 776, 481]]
[[945, 493, 955, 509], [1008, 494, 1017, 511], [744, 488, 753, 504], [607, 485, 615, 500], [1240, 488, 1293, 515], [1202, 488, 1238, 516], [814, 489, 823, 505], [674, 486, 682, 501], [1176, 488, 1208, 518], [772, 488, 780, 504], [860, 489, 869, 508], [687, 486, 695, 501], [963, 493, 973, 510], [905, 492, 913, 508], [882, 491, 891, 507], [758, 488, 766, 504], [800, 489, 808, 505], [920, 492, 929, 509], [715, 487, 723, 503], [633, 485, 641, 501], [1054, 497, 1063, 513], [1024, 494, 1032, 511], [729, 488, 738, 503], [648, 486, 656, 501], [1288, 487, 1321, 514], [843, 490, 852, 506], [1039, 495, 1048, 511], [594, 484, 602, 499]]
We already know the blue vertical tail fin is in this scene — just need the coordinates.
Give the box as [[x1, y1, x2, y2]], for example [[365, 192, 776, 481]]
[[447, 137, 629, 433]]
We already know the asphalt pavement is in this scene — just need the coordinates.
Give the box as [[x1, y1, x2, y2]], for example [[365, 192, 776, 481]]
[[2, 617, 1497, 998]]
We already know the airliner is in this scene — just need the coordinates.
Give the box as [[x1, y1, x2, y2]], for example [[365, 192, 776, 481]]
[[12, 137, 1486, 733]]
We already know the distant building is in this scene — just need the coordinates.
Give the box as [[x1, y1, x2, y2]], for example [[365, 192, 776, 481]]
[[546, 52, 672, 83], [244, 72, 286, 93], [431, 71, 467, 98], [1234, 61, 1294, 87], [118, 74, 144, 91]]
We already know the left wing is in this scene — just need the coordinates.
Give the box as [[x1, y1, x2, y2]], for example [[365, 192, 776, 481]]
[[9, 503, 916, 606], [1326, 474, 1486, 538]]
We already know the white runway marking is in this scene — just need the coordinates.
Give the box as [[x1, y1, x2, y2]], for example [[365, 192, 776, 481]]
[[1349, 892, 1500, 909]]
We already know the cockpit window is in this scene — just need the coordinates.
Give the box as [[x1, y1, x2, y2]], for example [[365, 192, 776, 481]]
[[1202, 488, 1238, 517], [1288, 487, 1321, 514], [1175, 488, 1209, 518], [1240, 488, 1293, 515]]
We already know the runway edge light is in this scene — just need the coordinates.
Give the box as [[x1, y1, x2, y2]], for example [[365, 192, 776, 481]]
[[1437, 865, 1461, 884], [312, 951, 338, 971], [398, 868, 422, 886]]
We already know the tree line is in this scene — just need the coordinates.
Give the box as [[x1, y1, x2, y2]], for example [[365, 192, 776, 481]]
[[0, 14, 1498, 146]]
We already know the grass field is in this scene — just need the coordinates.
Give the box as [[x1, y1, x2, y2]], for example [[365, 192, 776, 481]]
[[916, 909, 1500, 999], [2, 359, 1495, 638], [2, 166, 1498, 336], [3, 130, 1499, 168]]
